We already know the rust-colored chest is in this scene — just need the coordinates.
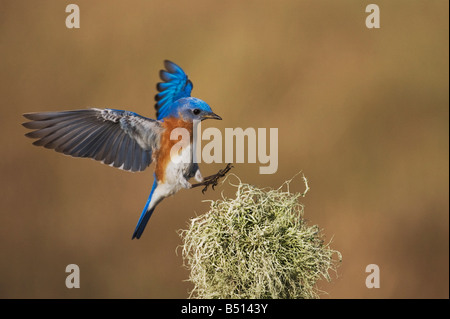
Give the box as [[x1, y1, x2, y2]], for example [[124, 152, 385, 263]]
[[154, 117, 193, 182]]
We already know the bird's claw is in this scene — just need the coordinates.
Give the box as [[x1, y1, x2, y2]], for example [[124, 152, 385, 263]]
[[192, 163, 233, 194]]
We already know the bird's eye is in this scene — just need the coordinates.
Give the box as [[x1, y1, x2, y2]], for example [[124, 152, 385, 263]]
[[192, 109, 201, 115]]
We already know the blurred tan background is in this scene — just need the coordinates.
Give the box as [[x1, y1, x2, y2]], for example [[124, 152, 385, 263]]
[[0, 0, 448, 298]]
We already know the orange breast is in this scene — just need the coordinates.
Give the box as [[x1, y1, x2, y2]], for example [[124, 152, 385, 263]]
[[155, 117, 193, 183]]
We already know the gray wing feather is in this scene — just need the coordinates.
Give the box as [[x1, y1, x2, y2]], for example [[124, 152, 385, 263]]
[[23, 108, 163, 172]]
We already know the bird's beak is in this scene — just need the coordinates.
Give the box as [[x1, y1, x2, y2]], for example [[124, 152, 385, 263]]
[[202, 112, 222, 121]]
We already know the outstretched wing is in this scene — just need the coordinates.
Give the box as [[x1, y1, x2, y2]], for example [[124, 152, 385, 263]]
[[23, 108, 163, 172], [155, 60, 193, 120]]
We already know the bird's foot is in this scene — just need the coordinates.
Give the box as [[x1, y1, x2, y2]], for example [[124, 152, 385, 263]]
[[191, 163, 233, 194]]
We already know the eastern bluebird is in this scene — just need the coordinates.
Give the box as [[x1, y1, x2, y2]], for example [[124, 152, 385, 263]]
[[22, 60, 223, 239]]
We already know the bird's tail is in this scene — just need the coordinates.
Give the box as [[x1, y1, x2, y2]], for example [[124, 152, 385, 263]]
[[132, 179, 158, 240]]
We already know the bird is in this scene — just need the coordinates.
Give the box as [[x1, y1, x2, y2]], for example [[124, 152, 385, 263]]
[[22, 60, 224, 239]]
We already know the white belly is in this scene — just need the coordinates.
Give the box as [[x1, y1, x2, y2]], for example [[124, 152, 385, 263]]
[[159, 144, 196, 197], [146, 143, 200, 210]]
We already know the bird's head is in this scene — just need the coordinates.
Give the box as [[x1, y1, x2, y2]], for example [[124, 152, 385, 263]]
[[171, 97, 222, 122]]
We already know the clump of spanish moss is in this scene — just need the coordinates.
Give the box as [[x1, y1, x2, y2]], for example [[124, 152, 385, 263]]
[[179, 175, 342, 299]]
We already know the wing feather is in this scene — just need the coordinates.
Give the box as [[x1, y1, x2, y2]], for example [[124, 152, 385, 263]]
[[154, 60, 193, 120], [23, 108, 163, 172]]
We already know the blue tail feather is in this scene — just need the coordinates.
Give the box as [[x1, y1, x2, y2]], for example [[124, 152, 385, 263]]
[[132, 178, 158, 240]]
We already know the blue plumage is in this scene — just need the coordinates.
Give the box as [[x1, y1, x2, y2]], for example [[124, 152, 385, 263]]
[[23, 60, 222, 240], [132, 177, 158, 239], [155, 60, 193, 120]]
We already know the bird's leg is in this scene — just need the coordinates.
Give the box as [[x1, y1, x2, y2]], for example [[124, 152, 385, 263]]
[[181, 177, 193, 189], [191, 163, 233, 194]]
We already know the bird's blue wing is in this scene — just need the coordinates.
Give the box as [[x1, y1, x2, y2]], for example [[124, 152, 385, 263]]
[[23, 108, 163, 172], [155, 60, 193, 120]]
